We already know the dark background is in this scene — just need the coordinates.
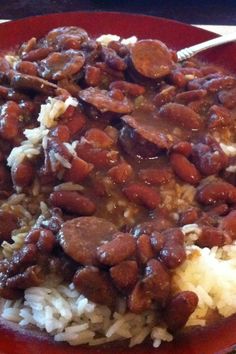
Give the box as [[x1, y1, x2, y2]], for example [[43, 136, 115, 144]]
[[1, 0, 236, 25]]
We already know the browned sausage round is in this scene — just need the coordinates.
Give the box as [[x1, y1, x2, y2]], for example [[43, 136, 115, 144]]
[[73, 266, 117, 308], [58, 216, 117, 265], [130, 40, 173, 79], [79, 87, 134, 114], [97, 232, 136, 266]]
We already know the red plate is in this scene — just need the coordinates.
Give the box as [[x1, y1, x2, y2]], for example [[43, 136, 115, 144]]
[[0, 11, 236, 354]]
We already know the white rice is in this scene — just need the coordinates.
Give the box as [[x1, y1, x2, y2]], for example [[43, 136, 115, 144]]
[[0, 283, 172, 347], [96, 34, 137, 46]]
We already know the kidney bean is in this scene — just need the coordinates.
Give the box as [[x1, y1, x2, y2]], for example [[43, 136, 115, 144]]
[[218, 87, 236, 109], [197, 181, 236, 205], [108, 162, 133, 184], [50, 125, 71, 142], [109, 88, 125, 101], [153, 85, 176, 108], [123, 183, 160, 210], [22, 47, 53, 61], [11, 160, 35, 187], [0, 101, 21, 140], [130, 39, 173, 79], [73, 266, 117, 308], [0, 287, 23, 300], [0, 57, 10, 72], [76, 141, 118, 169], [61, 109, 86, 136], [15, 61, 38, 76], [220, 210, 236, 239], [192, 140, 228, 176], [150, 231, 165, 254], [97, 232, 136, 266], [159, 229, 186, 269], [133, 218, 174, 237], [0, 211, 18, 243], [110, 81, 145, 97], [107, 41, 129, 57], [36, 229, 56, 253], [50, 191, 96, 216], [85, 128, 113, 149], [196, 226, 225, 248], [59, 216, 117, 265], [203, 76, 236, 92], [138, 167, 172, 185], [163, 291, 198, 332], [171, 141, 192, 157], [207, 203, 229, 216], [64, 157, 93, 184], [85, 65, 102, 86], [137, 234, 155, 264], [0, 163, 12, 190], [25, 228, 41, 244], [102, 47, 127, 71], [175, 89, 207, 104], [142, 259, 170, 304], [159, 102, 202, 130], [179, 208, 199, 226], [6, 265, 44, 289], [208, 104, 231, 128], [128, 281, 152, 313], [110, 260, 138, 292], [170, 153, 201, 185], [8, 244, 38, 275], [169, 69, 187, 88]]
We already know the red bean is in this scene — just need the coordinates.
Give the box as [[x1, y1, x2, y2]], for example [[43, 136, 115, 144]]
[[64, 157, 93, 183], [102, 47, 127, 71], [15, 61, 38, 76], [137, 234, 154, 264], [97, 233, 136, 266], [110, 260, 138, 291], [85, 128, 113, 149], [218, 87, 236, 109], [22, 47, 53, 61], [169, 69, 187, 88], [11, 160, 35, 187], [138, 167, 172, 185], [128, 281, 152, 313], [163, 291, 198, 331], [142, 259, 170, 304], [123, 183, 161, 210], [108, 162, 133, 184], [171, 141, 192, 157], [196, 226, 225, 248], [85, 65, 102, 86], [220, 210, 236, 239], [203, 76, 236, 92], [197, 181, 236, 205], [170, 153, 201, 185], [0, 101, 21, 140], [175, 89, 207, 104], [73, 266, 117, 308], [6, 265, 44, 289], [159, 229, 186, 269], [110, 81, 145, 97], [50, 125, 71, 142], [208, 104, 232, 128], [50, 190, 96, 215], [179, 208, 199, 226], [150, 231, 165, 253], [159, 103, 202, 130], [0, 211, 18, 243], [37, 229, 56, 253], [153, 86, 176, 107]]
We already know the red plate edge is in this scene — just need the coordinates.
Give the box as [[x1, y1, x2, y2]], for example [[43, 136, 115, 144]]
[[0, 11, 236, 354]]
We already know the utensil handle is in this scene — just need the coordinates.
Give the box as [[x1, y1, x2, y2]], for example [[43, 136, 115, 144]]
[[177, 32, 236, 61]]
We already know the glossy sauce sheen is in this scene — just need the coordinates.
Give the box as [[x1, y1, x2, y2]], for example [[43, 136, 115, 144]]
[[0, 12, 236, 354]]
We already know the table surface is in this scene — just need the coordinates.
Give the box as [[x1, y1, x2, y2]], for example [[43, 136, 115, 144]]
[[1, 0, 236, 25]]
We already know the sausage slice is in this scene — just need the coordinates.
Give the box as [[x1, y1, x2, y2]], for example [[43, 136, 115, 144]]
[[130, 40, 173, 79], [79, 87, 134, 114], [121, 115, 172, 149], [58, 216, 117, 265]]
